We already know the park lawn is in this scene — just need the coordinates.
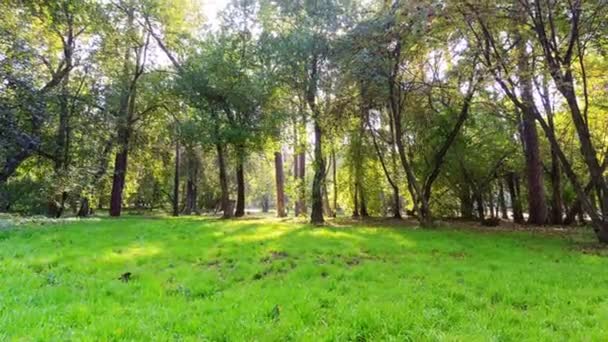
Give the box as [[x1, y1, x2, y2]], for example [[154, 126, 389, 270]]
[[0, 217, 607, 341]]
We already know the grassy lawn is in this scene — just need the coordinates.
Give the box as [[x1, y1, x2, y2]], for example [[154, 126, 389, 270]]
[[1, 216, 607, 341]]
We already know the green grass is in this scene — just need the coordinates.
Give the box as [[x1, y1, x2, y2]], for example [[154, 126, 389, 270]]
[[1, 216, 607, 341]]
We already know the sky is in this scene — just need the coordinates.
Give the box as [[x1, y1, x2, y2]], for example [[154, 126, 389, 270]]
[[202, 0, 227, 27]]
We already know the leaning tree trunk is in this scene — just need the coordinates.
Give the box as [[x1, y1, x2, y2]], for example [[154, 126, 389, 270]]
[[274, 151, 286, 217]]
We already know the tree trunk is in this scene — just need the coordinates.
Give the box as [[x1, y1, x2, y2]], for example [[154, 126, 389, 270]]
[[352, 182, 360, 218], [475, 192, 484, 221], [359, 185, 369, 218], [110, 147, 128, 217], [297, 150, 306, 215], [460, 186, 474, 219], [216, 143, 232, 218], [235, 160, 245, 217], [517, 39, 548, 225], [392, 185, 401, 219], [274, 151, 286, 217], [78, 197, 90, 217], [173, 139, 180, 217], [310, 121, 325, 224], [498, 179, 508, 219], [332, 149, 338, 217], [506, 172, 524, 224]]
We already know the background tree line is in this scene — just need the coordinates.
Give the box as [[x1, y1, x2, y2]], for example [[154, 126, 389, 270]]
[[1, 0, 608, 242]]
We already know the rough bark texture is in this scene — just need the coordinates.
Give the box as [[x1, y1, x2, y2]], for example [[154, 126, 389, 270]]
[[310, 121, 325, 224], [274, 151, 286, 217]]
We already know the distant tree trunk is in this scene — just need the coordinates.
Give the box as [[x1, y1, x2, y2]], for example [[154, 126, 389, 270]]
[[235, 158, 245, 217], [332, 149, 338, 217], [322, 179, 332, 217], [173, 139, 180, 217], [498, 179, 508, 219], [475, 192, 484, 220], [460, 188, 474, 220], [359, 185, 369, 218], [488, 187, 495, 218], [297, 150, 306, 214], [352, 182, 360, 218], [216, 143, 232, 218], [77, 197, 90, 217], [506, 172, 524, 224], [274, 151, 286, 217], [261, 194, 269, 213]]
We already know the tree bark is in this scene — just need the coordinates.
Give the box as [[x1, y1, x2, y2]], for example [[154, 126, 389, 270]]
[[235, 159, 245, 217], [109, 147, 128, 217], [516, 21, 548, 225], [498, 179, 508, 219], [274, 151, 286, 217], [506, 172, 525, 224], [216, 143, 232, 218], [310, 121, 325, 224]]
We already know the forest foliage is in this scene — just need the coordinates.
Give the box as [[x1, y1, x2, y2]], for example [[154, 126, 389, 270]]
[[1, 0, 608, 241]]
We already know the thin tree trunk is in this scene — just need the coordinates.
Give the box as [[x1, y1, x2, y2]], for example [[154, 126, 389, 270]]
[[506, 172, 524, 224], [274, 151, 286, 217], [173, 139, 180, 217], [498, 179, 508, 219], [332, 148, 338, 217], [297, 150, 306, 214], [352, 182, 360, 218], [235, 160, 245, 217]]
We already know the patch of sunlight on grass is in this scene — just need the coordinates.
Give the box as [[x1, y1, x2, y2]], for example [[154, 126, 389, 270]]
[[355, 227, 417, 247], [306, 229, 363, 240], [223, 224, 292, 242], [102, 244, 162, 262]]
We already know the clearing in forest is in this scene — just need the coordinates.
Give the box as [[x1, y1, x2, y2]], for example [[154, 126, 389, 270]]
[[0, 217, 607, 340]]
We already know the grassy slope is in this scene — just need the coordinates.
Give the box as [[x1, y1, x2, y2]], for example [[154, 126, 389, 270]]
[[0, 217, 607, 341]]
